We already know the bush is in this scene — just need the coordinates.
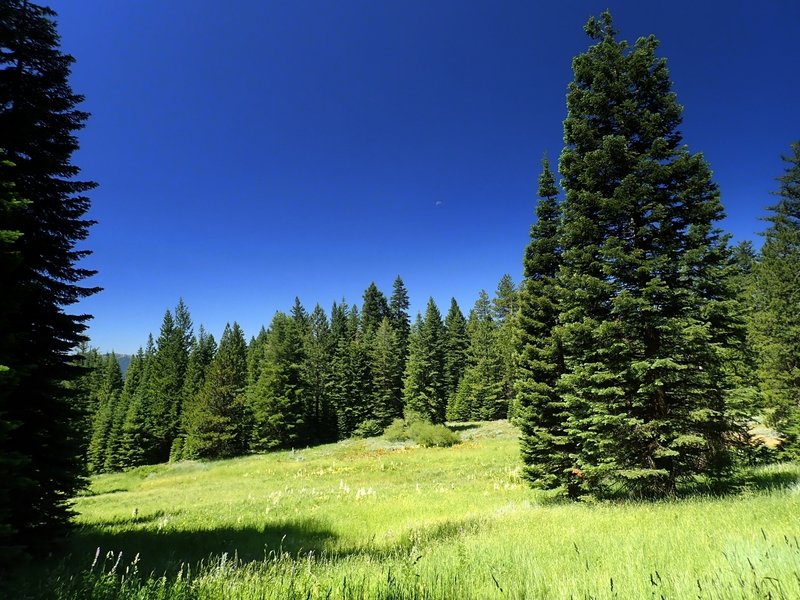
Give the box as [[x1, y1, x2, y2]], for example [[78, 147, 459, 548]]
[[409, 421, 460, 448], [383, 418, 411, 442], [352, 419, 384, 439], [383, 418, 459, 447]]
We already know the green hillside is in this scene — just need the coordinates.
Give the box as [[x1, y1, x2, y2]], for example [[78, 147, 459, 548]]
[[18, 421, 800, 599]]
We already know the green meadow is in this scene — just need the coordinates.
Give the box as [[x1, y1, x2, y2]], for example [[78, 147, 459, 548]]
[[16, 421, 800, 599]]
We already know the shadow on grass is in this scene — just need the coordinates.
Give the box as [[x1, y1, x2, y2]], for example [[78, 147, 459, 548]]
[[447, 423, 480, 433], [66, 518, 337, 575], [741, 463, 800, 492]]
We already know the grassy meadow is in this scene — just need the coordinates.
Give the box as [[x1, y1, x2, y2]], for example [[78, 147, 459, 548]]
[[12, 421, 800, 599]]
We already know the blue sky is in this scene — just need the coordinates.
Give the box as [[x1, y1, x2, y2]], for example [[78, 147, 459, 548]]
[[49, 0, 799, 353]]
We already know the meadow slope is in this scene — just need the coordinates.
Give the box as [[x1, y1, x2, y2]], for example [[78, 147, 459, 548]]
[[18, 421, 800, 599]]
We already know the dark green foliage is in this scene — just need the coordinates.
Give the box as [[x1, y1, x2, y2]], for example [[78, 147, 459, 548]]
[[443, 298, 469, 417], [370, 317, 404, 426], [119, 337, 156, 468], [85, 354, 123, 473], [361, 282, 390, 335], [175, 326, 216, 459], [493, 276, 518, 415], [103, 349, 146, 471], [403, 299, 447, 423], [543, 12, 737, 497], [516, 157, 574, 493], [0, 1, 98, 558], [389, 277, 411, 360], [451, 291, 505, 421], [184, 323, 248, 459], [330, 305, 374, 438], [303, 304, 337, 443], [248, 313, 308, 450], [750, 142, 800, 457], [147, 301, 193, 462]]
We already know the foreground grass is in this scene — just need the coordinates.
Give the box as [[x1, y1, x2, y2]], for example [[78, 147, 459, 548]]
[[11, 421, 800, 599]]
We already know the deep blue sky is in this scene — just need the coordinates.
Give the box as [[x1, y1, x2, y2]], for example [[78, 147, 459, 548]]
[[49, 0, 799, 353]]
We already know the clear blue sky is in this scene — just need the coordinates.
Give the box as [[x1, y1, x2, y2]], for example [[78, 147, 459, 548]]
[[49, 0, 799, 354]]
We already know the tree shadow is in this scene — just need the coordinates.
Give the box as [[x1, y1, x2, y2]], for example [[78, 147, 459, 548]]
[[66, 518, 337, 575], [741, 464, 800, 492], [447, 423, 480, 432]]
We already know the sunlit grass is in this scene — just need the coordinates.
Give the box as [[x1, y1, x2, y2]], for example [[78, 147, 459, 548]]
[[14, 421, 800, 599]]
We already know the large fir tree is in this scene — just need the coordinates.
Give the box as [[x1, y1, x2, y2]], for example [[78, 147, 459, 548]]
[[515, 157, 573, 492], [750, 142, 800, 455], [537, 12, 737, 497], [183, 323, 248, 459], [403, 299, 447, 423], [0, 1, 98, 556]]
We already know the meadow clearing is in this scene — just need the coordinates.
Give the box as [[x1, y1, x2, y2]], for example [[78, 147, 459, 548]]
[[14, 421, 800, 599]]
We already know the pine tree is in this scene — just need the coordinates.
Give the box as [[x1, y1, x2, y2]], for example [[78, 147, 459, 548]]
[[443, 298, 469, 418], [148, 300, 193, 462], [362, 282, 390, 335], [85, 354, 123, 473], [184, 323, 249, 459], [552, 12, 737, 497], [452, 291, 504, 421], [389, 276, 411, 360], [751, 142, 800, 456], [0, 1, 98, 556], [104, 348, 145, 471], [516, 157, 574, 493], [492, 275, 518, 415], [304, 305, 336, 443], [119, 336, 156, 468], [248, 312, 308, 450], [173, 326, 216, 460], [371, 317, 403, 426], [403, 299, 447, 423]]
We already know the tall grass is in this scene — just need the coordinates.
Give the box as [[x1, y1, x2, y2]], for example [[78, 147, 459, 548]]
[[8, 421, 800, 599]]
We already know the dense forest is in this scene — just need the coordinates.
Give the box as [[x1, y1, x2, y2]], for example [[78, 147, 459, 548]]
[[2, 0, 799, 570]]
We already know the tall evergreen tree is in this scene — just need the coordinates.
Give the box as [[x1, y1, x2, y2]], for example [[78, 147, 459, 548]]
[[304, 304, 336, 443], [173, 326, 216, 460], [370, 317, 403, 426], [443, 298, 469, 417], [403, 299, 447, 423], [184, 323, 248, 459], [389, 276, 411, 359], [104, 348, 146, 471], [451, 291, 505, 421], [750, 142, 800, 456], [0, 1, 98, 556], [362, 282, 390, 335], [550, 12, 737, 497], [85, 354, 123, 473], [119, 336, 156, 468], [148, 301, 193, 462], [492, 275, 518, 413], [515, 156, 574, 493], [248, 313, 308, 450]]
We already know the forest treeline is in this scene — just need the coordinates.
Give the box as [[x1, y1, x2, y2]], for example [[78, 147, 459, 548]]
[[78, 275, 521, 471]]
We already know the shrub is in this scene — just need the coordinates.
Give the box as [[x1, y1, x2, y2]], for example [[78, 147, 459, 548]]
[[383, 419, 411, 442], [353, 419, 384, 439], [409, 421, 460, 448]]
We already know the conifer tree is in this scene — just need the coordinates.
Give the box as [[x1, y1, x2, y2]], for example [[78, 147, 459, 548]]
[[173, 326, 216, 460], [184, 323, 248, 459], [85, 354, 123, 473], [492, 275, 519, 413], [104, 348, 145, 471], [304, 304, 336, 443], [119, 336, 156, 468], [516, 157, 574, 492], [443, 298, 469, 417], [389, 276, 411, 359], [0, 0, 98, 556], [551, 12, 737, 497], [362, 282, 390, 335], [248, 313, 308, 450], [370, 317, 403, 426], [751, 142, 800, 455], [452, 291, 504, 421], [403, 299, 447, 423], [330, 305, 374, 437]]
